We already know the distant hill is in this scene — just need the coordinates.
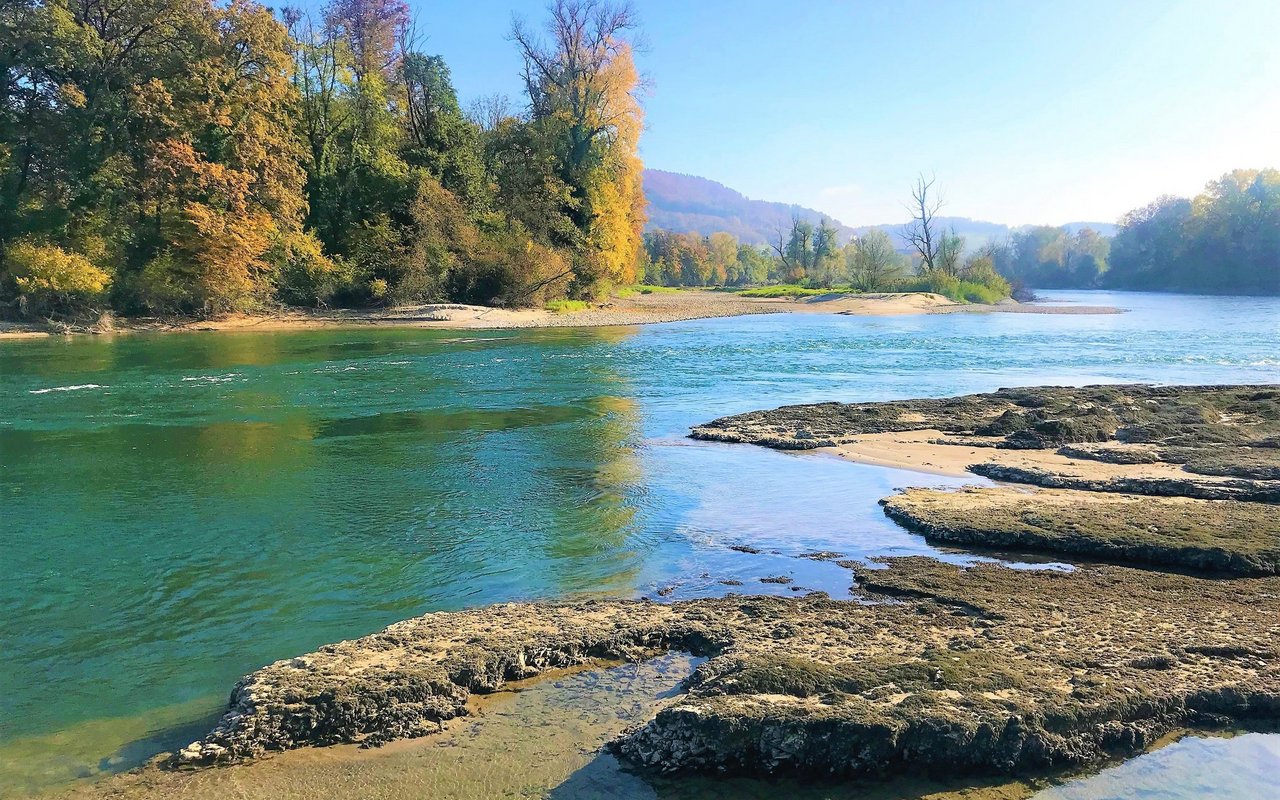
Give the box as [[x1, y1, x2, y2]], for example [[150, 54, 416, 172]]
[[642, 169, 1116, 248], [642, 169, 852, 244]]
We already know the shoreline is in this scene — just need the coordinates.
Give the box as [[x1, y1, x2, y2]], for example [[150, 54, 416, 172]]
[[0, 290, 1122, 340]]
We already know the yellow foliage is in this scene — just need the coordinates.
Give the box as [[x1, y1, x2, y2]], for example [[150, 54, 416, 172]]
[[583, 42, 645, 289], [178, 201, 276, 312], [4, 240, 111, 315]]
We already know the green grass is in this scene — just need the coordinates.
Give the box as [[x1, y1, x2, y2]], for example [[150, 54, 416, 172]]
[[545, 299, 590, 313], [615, 284, 681, 298], [736, 285, 855, 298]]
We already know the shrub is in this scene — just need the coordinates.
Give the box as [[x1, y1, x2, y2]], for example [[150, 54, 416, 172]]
[[272, 230, 350, 307], [961, 255, 1012, 300], [447, 226, 571, 307], [899, 269, 962, 300], [546, 299, 589, 313], [3, 240, 112, 317], [129, 252, 197, 314], [898, 267, 1011, 304], [958, 280, 1005, 304]]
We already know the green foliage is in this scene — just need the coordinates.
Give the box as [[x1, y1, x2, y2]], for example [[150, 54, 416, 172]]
[[1105, 170, 1280, 294], [2, 240, 111, 316], [989, 226, 1111, 290], [272, 230, 350, 307], [0, 0, 647, 318], [545, 299, 588, 313], [988, 169, 1279, 295], [897, 267, 1010, 304], [848, 229, 906, 291]]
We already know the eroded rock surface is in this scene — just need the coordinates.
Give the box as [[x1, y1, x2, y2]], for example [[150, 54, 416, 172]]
[[882, 487, 1280, 575], [177, 559, 1280, 779], [691, 384, 1280, 501]]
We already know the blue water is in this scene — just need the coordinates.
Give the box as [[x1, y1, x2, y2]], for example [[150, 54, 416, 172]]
[[1, 290, 1277, 794]]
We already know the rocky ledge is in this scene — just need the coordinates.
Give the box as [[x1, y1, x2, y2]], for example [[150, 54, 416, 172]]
[[881, 486, 1280, 575], [691, 384, 1280, 501], [175, 557, 1280, 779]]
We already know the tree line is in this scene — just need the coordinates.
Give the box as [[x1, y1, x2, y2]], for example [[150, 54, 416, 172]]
[[639, 225, 911, 291], [987, 170, 1278, 295], [1103, 169, 1279, 295], [639, 176, 1014, 304], [0, 0, 646, 320]]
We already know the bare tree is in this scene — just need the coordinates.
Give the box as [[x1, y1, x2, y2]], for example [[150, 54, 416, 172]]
[[467, 93, 514, 132], [903, 173, 943, 272], [510, 1, 639, 171], [769, 220, 795, 276]]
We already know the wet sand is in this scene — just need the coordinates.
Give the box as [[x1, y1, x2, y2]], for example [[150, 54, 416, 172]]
[[817, 428, 1250, 483]]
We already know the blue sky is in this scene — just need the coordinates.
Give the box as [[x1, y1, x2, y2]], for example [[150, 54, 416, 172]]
[[422, 0, 1279, 226]]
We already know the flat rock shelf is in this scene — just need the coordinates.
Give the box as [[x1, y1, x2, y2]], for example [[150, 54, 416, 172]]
[[173, 557, 1280, 779]]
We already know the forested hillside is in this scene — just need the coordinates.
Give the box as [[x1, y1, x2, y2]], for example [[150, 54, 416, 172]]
[[0, 0, 646, 319], [643, 170, 852, 245]]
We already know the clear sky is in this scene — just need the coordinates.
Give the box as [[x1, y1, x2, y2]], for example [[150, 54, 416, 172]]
[[421, 0, 1279, 226]]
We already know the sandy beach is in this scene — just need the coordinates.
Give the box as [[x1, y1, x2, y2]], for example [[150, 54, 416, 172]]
[[0, 290, 1121, 340]]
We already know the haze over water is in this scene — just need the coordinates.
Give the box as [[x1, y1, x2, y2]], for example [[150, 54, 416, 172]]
[[2, 290, 1279, 794]]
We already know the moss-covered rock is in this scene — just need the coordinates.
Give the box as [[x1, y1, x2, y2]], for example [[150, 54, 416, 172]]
[[692, 384, 1280, 501], [882, 487, 1280, 575], [176, 558, 1280, 781]]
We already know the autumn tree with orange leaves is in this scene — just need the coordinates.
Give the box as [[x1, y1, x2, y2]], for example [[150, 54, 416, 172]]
[[0, 0, 650, 317]]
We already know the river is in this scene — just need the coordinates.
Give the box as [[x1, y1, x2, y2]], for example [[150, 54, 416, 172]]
[[2, 290, 1278, 797]]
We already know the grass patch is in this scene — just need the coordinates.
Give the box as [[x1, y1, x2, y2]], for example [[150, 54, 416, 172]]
[[545, 299, 590, 314], [737, 284, 856, 298], [615, 284, 681, 298]]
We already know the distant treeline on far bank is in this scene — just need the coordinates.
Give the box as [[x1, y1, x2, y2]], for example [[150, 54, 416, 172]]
[[642, 169, 1280, 298]]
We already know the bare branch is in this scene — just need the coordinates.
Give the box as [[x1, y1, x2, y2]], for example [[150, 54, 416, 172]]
[[903, 173, 943, 272]]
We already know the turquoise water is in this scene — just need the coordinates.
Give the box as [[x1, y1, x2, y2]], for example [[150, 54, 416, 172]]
[[2, 290, 1278, 793]]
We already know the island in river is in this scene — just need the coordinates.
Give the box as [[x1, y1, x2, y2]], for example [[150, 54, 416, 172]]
[[58, 383, 1278, 798]]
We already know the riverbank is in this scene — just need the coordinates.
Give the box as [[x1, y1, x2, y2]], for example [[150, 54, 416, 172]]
[[0, 290, 1121, 339]]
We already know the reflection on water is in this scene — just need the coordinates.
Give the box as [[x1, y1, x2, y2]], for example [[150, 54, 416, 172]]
[[1036, 732, 1280, 799], [37, 656, 1278, 800], [3, 291, 1279, 796]]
